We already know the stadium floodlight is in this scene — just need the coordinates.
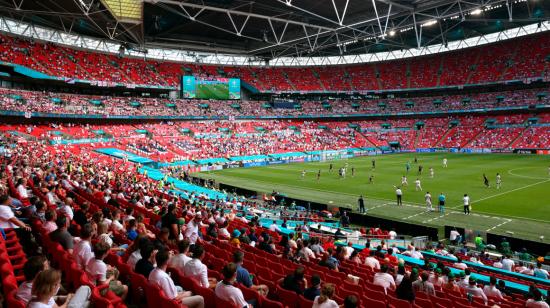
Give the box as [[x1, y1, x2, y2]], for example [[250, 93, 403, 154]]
[[471, 8, 483, 15], [389, 30, 396, 36], [421, 20, 437, 27]]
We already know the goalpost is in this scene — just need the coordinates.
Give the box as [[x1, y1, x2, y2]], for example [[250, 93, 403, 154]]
[[320, 148, 349, 163]]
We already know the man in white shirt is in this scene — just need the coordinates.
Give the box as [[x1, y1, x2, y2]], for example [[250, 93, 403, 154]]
[[415, 179, 422, 191], [463, 194, 471, 215], [150, 250, 204, 308], [501, 255, 515, 272], [373, 264, 395, 292], [483, 277, 503, 301], [450, 229, 462, 245], [61, 198, 75, 220], [493, 257, 504, 269], [16, 178, 29, 199], [365, 250, 381, 270], [168, 239, 192, 270], [184, 244, 212, 288], [412, 272, 436, 296], [73, 224, 94, 269], [454, 257, 468, 270], [215, 263, 252, 308], [425, 192, 432, 211], [268, 220, 280, 232], [0, 195, 31, 231], [343, 242, 354, 259], [464, 278, 487, 304]]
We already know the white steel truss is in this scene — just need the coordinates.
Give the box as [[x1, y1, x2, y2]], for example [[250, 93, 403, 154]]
[[0, 16, 548, 67]]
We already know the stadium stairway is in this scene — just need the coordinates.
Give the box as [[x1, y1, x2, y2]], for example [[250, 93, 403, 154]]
[[434, 127, 453, 147], [507, 126, 530, 148]]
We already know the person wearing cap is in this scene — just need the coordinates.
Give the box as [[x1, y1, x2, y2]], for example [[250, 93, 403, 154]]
[[443, 273, 460, 292], [230, 229, 241, 248], [465, 278, 487, 304], [429, 268, 445, 287], [457, 270, 469, 288]]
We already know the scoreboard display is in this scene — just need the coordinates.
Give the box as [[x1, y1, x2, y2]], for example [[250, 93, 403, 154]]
[[181, 76, 241, 100]]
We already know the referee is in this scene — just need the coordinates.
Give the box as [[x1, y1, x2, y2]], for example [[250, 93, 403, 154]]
[[395, 186, 403, 206]]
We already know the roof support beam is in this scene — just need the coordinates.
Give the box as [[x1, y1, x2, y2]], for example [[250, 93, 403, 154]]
[[145, 0, 334, 32]]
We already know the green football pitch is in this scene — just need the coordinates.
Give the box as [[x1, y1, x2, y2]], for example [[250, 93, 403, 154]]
[[196, 84, 229, 99], [196, 153, 550, 241]]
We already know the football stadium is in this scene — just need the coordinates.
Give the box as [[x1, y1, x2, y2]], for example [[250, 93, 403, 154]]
[[0, 0, 549, 307]]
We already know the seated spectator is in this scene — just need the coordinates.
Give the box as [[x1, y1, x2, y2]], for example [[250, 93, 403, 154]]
[[168, 239, 192, 270], [395, 264, 407, 285], [464, 278, 487, 305], [349, 250, 361, 264], [396, 275, 415, 302], [454, 256, 468, 270], [303, 275, 321, 301], [135, 243, 155, 278], [73, 203, 89, 227], [86, 242, 128, 300], [232, 251, 268, 296], [534, 262, 549, 279], [364, 250, 380, 270], [268, 220, 280, 232], [312, 283, 338, 308], [126, 219, 138, 241], [309, 237, 323, 256], [27, 269, 91, 308], [412, 272, 435, 296], [458, 269, 471, 288], [282, 266, 307, 295], [16, 256, 49, 304], [127, 235, 149, 270], [385, 248, 398, 265], [0, 193, 32, 229], [343, 242, 354, 259], [149, 250, 205, 308], [229, 229, 241, 247], [153, 228, 170, 250], [343, 295, 359, 308], [43, 209, 58, 234], [373, 264, 396, 292], [515, 261, 528, 273], [526, 287, 549, 308], [73, 223, 94, 269], [219, 221, 231, 239], [429, 268, 444, 287], [215, 263, 253, 308], [442, 273, 460, 292], [483, 276, 504, 301], [184, 244, 216, 288], [49, 216, 74, 254], [318, 252, 338, 271]]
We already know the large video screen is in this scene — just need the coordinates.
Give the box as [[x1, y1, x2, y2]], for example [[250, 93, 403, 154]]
[[181, 76, 241, 100]]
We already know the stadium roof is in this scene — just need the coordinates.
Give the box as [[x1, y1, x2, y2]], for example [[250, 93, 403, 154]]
[[0, 0, 548, 62]]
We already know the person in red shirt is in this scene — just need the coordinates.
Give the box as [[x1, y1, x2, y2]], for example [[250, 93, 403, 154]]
[[385, 248, 399, 265]]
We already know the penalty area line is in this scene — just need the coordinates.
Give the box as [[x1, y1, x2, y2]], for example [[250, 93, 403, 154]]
[[486, 218, 513, 232]]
